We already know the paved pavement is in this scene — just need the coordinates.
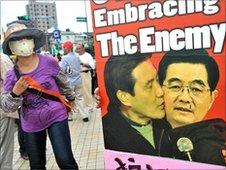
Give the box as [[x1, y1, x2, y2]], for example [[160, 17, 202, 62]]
[[12, 107, 105, 170]]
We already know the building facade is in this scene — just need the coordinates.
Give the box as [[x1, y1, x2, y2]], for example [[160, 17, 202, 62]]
[[26, 0, 58, 33], [61, 30, 88, 44]]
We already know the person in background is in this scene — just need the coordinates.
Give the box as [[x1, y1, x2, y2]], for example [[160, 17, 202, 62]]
[[14, 118, 28, 160], [76, 43, 95, 113], [1, 53, 28, 161], [84, 46, 97, 94], [0, 53, 18, 169], [56, 53, 62, 62], [1, 19, 78, 169], [53, 53, 62, 62], [60, 40, 89, 122]]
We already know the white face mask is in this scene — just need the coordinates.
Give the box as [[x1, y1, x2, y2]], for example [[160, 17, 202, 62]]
[[9, 38, 35, 56]]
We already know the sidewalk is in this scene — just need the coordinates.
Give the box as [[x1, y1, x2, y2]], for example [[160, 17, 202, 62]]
[[12, 108, 105, 170]]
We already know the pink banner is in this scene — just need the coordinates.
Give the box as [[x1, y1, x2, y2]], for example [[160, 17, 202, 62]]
[[104, 149, 225, 170]]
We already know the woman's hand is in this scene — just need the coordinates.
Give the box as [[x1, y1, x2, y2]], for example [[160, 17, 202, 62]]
[[12, 77, 29, 96]]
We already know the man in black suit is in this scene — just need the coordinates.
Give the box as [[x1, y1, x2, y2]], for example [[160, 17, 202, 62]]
[[158, 49, 225, 166], [103, 52, 170, 157]]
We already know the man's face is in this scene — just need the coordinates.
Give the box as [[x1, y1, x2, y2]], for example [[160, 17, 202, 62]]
[[63, 48, 70, 55], [124, 60, 165, 124], [162, 63, 217, 128], [75, 44, 84, 55]]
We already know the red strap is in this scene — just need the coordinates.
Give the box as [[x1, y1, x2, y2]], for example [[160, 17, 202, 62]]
[[24, 76, 72, 111]]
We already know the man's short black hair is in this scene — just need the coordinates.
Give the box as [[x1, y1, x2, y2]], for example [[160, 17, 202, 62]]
[[104, 52, 150, 112], [158, 49, 219, 92], [77, 42, 85, 48]]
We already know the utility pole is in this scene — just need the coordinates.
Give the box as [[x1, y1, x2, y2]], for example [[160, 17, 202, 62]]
[[83, 0, 89, 45]]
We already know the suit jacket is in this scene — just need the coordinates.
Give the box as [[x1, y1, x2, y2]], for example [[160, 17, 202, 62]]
[[163, 118, 226, 166], [103, 109, 226, 166], [102, 109, 171, 157]]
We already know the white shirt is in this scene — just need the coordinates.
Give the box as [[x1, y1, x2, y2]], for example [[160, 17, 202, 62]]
[[77, 52, 95, 71]]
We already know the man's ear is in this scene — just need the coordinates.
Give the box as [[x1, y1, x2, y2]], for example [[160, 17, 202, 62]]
[[209, 90, 218, 109], [116, 90, 132, 107]]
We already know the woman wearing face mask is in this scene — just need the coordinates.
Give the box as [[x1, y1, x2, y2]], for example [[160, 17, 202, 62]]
[[1, 20, 79, 170]]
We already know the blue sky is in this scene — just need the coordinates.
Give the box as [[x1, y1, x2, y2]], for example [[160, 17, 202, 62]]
[[1, 0, 93, 33]]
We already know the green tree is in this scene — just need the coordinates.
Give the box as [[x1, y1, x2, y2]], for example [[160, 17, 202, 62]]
[[17, 15, 30, 21], [85, 39, 95, 57]]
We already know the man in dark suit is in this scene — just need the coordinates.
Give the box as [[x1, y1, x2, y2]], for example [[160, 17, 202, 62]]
[[103, 52, 170, 157], [158, 49, 225, 166]]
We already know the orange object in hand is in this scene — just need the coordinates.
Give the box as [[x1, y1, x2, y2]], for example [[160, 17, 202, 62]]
[[23, 76, 72, 112]]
